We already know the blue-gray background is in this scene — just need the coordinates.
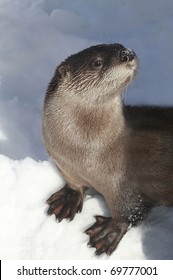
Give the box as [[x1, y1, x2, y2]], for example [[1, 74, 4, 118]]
[[1, 0, 173, 160]]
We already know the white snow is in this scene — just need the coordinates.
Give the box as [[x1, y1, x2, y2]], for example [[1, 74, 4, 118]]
[[1, 0, 173, 260]]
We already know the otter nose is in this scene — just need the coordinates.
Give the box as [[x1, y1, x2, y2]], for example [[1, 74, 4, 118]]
[[119, 48, 136, 62]]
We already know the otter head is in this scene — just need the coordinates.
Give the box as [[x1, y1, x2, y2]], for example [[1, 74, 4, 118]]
[[48, 43, 138, 105]]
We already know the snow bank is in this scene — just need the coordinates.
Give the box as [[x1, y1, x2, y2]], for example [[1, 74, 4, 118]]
[[0, 155, 145, 259]]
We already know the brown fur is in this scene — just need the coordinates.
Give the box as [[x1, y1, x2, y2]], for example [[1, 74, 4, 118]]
[[42, 44, 173, 255]]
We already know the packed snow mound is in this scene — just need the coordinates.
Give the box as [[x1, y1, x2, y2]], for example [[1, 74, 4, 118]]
[[1, 155, 173, 260], [0, 155, 143, 259]]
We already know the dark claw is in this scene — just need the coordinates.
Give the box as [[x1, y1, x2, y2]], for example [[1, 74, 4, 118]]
[[94, 215, 111, 224], [85, 215, 129, 256], [85, 224, 104, 237], [95, 246, 107, 256], [47, 203, 63, 216], [77, 202, 83, 213], [46, 186, 83, 222]]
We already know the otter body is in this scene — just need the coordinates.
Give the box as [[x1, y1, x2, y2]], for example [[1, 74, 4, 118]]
[[42, 44, 173, 255]]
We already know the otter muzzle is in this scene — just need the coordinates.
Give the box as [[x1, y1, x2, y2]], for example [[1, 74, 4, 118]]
[[120, 48, 136, 62]]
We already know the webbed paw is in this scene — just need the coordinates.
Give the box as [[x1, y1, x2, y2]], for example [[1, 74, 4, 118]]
[[46, 186, 83, 222], [85, 215, 128, 255]]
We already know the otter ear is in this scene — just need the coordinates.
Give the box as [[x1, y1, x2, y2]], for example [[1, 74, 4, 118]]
[[57, 65, 69, 78]]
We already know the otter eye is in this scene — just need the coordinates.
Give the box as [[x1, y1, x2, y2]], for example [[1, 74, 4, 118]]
[[92, 58, 103, 69]]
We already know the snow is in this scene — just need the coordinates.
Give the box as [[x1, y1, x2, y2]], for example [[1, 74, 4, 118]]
[[0, 0, 173, 260]]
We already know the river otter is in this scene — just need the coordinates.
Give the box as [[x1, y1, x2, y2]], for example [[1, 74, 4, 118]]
[[42, 43, 173, 256]]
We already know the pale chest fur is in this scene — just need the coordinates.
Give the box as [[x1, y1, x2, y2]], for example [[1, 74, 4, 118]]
[[42, 96, 126, 189]]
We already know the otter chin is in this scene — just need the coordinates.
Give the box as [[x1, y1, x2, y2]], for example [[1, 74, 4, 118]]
[[42, 43, 173, 256]]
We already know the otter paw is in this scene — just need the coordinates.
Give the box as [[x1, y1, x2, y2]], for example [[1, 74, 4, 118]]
[[46, 186, 83, 222], [85, 216, 129, 256]]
